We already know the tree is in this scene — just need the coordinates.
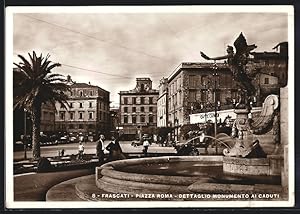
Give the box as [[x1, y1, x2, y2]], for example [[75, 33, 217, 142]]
[[14, 51, 70, 159]]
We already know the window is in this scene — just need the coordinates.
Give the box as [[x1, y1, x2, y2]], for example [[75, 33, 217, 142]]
[[90, 90, 93, 96], [89, 102, 93, 108], [69, 103, 73, 108], [88, 124, 95, 129], [149, 107, 153, 112], [79, 103, 83, 108], [141, 106, 145, 112], [132, 115, 136, 124], [124, 115, 128, 123], [189, 91, 196, 102], [264, 77, 269, 84], [59, 112, 65, 120], [149, 97, 153, 104], [89, 112, 93, 119], [149, 115, 153, 123], [124, 97, 128, 104], [189, 75, 198, 88], [140, 115, 145, 123], [79, 112, 83, 119], [141, 97, 145, 104], [132, 97, 136, 104], [124, 107, 128, 113], [70, 112, 74, 120], [80, 91, 83, 97], [79, 124, 83, 129], [132, 107, 136, 112]]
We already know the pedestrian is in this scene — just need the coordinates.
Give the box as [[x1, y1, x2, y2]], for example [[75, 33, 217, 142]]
[[143, 138, 150, 155], [106, 135, 126, 161], [78, 142, 84, 160], [96, 134, 105, 164]]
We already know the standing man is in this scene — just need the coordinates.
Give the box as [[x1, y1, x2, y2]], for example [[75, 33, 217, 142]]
[[96, 134, 105, 164]]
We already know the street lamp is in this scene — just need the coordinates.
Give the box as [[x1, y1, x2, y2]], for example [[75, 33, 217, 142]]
[[23, 108, 27, 159], [174, 118, 179, 142], [212, 62, 219, 154]]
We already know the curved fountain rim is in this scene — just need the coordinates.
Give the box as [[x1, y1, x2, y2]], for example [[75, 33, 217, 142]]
[[99, 155, 224, 169], [96, 156, 224, 185]]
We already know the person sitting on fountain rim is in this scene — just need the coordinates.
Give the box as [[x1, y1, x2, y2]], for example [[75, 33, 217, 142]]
[[106, 135, 126, 161]]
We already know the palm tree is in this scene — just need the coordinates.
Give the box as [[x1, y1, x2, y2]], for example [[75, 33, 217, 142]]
[[14, 51, 70, 159]]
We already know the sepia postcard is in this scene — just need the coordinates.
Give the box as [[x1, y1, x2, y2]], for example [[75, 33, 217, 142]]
[[5, 5, 294, 208]]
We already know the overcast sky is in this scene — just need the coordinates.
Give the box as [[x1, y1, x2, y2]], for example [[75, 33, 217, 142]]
[[12, 10, 289, 107]]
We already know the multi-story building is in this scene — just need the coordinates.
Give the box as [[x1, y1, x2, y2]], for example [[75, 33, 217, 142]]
[[167, 62, 239, 128], [250, 42, 288, 104], [166, 62, 241, 141], [157, 78, 168, 127], [119, 78, 159, 140], [55, 78, 110, 136], [251, 42, 288, 87]]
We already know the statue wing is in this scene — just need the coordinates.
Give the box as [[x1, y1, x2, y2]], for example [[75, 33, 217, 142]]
[[234, 32, 257, 54], [233, 33, 248, 54], [200, 51, 211, 60]]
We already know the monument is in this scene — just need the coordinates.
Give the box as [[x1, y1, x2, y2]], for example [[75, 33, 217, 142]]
[[200, 33, 285, 186]]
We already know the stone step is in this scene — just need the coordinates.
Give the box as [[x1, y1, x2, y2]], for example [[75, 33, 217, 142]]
[[46, 176, 87, 201]]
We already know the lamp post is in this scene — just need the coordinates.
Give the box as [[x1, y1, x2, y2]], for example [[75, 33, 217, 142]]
[[212, 62, 219, 154], [174, 118, 178, 143], [23, 109, 27, 159]]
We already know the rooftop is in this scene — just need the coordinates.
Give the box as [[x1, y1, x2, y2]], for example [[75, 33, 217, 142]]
[[168, 62, 230, 82], [71, 82, 109, 93]]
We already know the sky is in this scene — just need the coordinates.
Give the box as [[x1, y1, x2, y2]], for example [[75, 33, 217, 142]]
[[12, 8, 289, 107]]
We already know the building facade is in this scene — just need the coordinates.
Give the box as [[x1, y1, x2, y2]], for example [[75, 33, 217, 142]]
[[119, 78, 159, 140], [167, 62, 239, 128], [55, 81, 110, 136], [251, 42, 288, 87], [157, 78, 168, 127]]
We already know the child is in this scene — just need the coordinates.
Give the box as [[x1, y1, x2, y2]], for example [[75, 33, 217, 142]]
[[143, 139, 150, 155]]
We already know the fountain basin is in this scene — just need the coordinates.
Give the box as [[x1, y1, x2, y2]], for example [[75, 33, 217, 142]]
[[96, 156, 223, 194], [96, 155, 281, 196]]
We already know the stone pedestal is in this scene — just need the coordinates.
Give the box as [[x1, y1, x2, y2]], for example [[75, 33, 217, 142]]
[[223, 108, 257, 157]]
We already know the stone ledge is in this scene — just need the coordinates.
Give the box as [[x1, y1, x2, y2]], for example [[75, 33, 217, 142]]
[[223, 157, 269, 165]]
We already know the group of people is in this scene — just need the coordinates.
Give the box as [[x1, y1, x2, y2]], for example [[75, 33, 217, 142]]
[[78, 134, 126, 163]]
